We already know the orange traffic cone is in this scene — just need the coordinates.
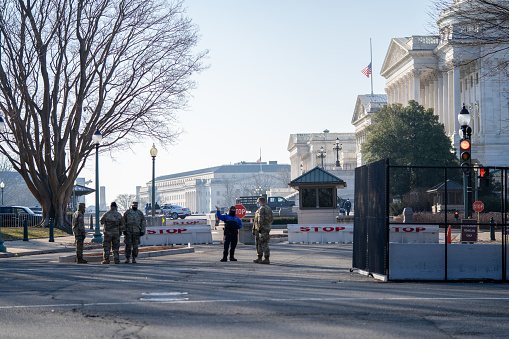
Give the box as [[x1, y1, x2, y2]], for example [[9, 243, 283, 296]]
[[447, 225, 452, 244]]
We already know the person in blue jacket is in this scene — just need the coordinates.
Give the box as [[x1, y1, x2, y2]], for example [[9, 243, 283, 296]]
[[216, 205, 242, 262]]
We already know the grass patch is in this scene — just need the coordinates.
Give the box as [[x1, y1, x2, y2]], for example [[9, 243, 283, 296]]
[[0, 227, 69, 241]]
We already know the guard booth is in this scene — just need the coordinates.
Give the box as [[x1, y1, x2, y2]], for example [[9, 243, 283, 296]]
[[287, 167, 354, 243], [289, 166, 346, 224], [353, 159, 509, 282]]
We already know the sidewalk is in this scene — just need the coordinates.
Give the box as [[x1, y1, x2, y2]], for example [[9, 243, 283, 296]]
[[0, 233, 102, 258]]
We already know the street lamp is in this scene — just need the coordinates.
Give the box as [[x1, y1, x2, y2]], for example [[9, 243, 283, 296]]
[[92, 130, 103, 243], [0, 181, 4, 205], [458, 105, 472, 218], [317, 146, 326, 169], [333, 137, 342, 167], [150, 144, 158, 224]]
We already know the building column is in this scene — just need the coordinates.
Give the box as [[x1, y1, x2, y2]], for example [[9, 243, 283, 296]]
[[433, 79, 439, 117], [437, 73, 444, 123], [422, 84, 429, 108], [413, 70, 421, 104], [442, 70, 449, 132], [453, 65, 461, 135]]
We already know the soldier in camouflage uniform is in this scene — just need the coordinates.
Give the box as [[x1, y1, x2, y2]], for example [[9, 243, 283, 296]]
[[72, 203, 87, 264], [100, 201, 125, 264], [122, 201, 146, 264], [252, 197, 273, 264]]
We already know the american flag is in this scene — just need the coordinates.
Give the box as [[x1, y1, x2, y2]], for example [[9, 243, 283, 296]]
[[361, 63, 372, 78]]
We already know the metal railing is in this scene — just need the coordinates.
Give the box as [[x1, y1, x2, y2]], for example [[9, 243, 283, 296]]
[[0, 213, 43, 227]]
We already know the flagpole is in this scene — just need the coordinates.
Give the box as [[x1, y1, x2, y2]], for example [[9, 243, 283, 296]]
[[259, 147, 262, 172], [370, 38, 373, 96]]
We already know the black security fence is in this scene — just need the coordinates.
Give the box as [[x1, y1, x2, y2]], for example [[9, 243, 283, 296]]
[[353, 159, 509, 281], [353, 159, 388, 277]]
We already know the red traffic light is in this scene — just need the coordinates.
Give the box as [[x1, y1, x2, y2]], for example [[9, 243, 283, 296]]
[[460, 140, 471, 150]]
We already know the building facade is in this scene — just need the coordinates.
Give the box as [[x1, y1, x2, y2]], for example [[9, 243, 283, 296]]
[[287, 132, 356, 201], [138, 162, 291, 213], [351, 94, 388, 167], [381, 1, 509, 167]]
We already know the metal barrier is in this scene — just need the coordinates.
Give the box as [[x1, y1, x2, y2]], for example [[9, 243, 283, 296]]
[[0, 213, 43, 227], [353, 160, 509, 281]]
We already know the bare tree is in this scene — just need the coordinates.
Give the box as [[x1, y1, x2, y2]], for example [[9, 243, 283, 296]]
[[239, 173, 281, 196], [114, 193, 136, 212], [220, 177, 237, 207], [430, 0, 509, 76], [0, 0, 206, 230]]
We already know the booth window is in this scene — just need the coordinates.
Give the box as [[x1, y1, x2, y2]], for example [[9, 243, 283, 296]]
[[318, 188, 334, 207], [301, 187, 334, 208], [302, 188, 317, 208]]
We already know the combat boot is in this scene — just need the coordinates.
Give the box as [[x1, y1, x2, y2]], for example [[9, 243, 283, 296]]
[[220, 257, 227, 262], [101, 259, 110, 264], [261, 257, 270, 264], [114, 259, 120, 264], [125, 258, 130, 264], [253, 256, 262, 263], [230, 257, 237, 261], [77, 258, 88, 264], [132, 258, 137, 264]]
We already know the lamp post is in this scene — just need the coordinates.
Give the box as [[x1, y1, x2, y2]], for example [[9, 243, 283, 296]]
[[317, 146, 326, 169], [333, 137, 342, 168], [92, 130, 103, 243], [150, 144, 158, 225], [0, 181, 4, 205], [0, 117, 6, 252], [458, 105, 472, 218]]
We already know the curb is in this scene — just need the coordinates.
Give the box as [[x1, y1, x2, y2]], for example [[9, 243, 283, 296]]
[[58, 247, 195, 263], [0, 244, 102, 258]]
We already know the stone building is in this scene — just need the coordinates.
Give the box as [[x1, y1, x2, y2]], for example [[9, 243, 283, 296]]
[[380, 1, 509, 167], [287, 131, 356, 201], [138, 162, 291, 213], [351, 94, 388, 167]]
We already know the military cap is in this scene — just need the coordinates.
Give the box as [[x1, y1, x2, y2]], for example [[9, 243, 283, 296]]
[[132, 201, 138, 206]]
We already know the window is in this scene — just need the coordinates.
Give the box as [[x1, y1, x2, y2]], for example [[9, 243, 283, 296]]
[[301, 187, 335, 208], [301, 188, 317, 208], [318, 188, 334, 207]]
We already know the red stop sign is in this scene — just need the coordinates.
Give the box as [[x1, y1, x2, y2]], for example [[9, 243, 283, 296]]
[[235, 204, 246, 219], [473, 201, 484, 212]]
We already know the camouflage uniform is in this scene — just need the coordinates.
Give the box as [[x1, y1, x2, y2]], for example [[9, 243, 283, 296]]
[[72, 203, 87, 263], [100, 205, 124, 263], [122, 205, 146, 262], [253, 204, 273, 263]]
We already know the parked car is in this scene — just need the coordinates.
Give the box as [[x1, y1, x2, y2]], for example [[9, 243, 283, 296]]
[[29, 206, 42, 214], [0, 206, 43, 227], [161, 204, 191, 219]]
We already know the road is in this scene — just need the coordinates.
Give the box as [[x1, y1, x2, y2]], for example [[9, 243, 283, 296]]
[[1, 242, 509, 338]]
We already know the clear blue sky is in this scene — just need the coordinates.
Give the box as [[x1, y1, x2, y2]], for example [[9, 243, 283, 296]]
[[83, 0, 435, 205]]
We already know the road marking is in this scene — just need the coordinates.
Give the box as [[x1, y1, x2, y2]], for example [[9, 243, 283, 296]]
[[141, 292, 188, 296], [140, 298, 190, 302], [2, 296, 509, 310]]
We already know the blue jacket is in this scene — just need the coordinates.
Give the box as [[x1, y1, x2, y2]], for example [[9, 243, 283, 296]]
[[216, 211, 242, 229]]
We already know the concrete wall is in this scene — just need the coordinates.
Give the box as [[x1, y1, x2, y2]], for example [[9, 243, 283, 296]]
[[389, 243, 506, 280], [297, 209, 338, 224]]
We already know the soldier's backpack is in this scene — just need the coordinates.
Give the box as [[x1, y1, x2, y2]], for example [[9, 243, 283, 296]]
[[224, 220, 239, 234]]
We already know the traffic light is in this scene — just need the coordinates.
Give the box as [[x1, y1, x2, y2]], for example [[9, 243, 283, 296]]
[[459, 139, 471, 173], [479, 167, 490, 189], [454, 211, 459, 220]]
